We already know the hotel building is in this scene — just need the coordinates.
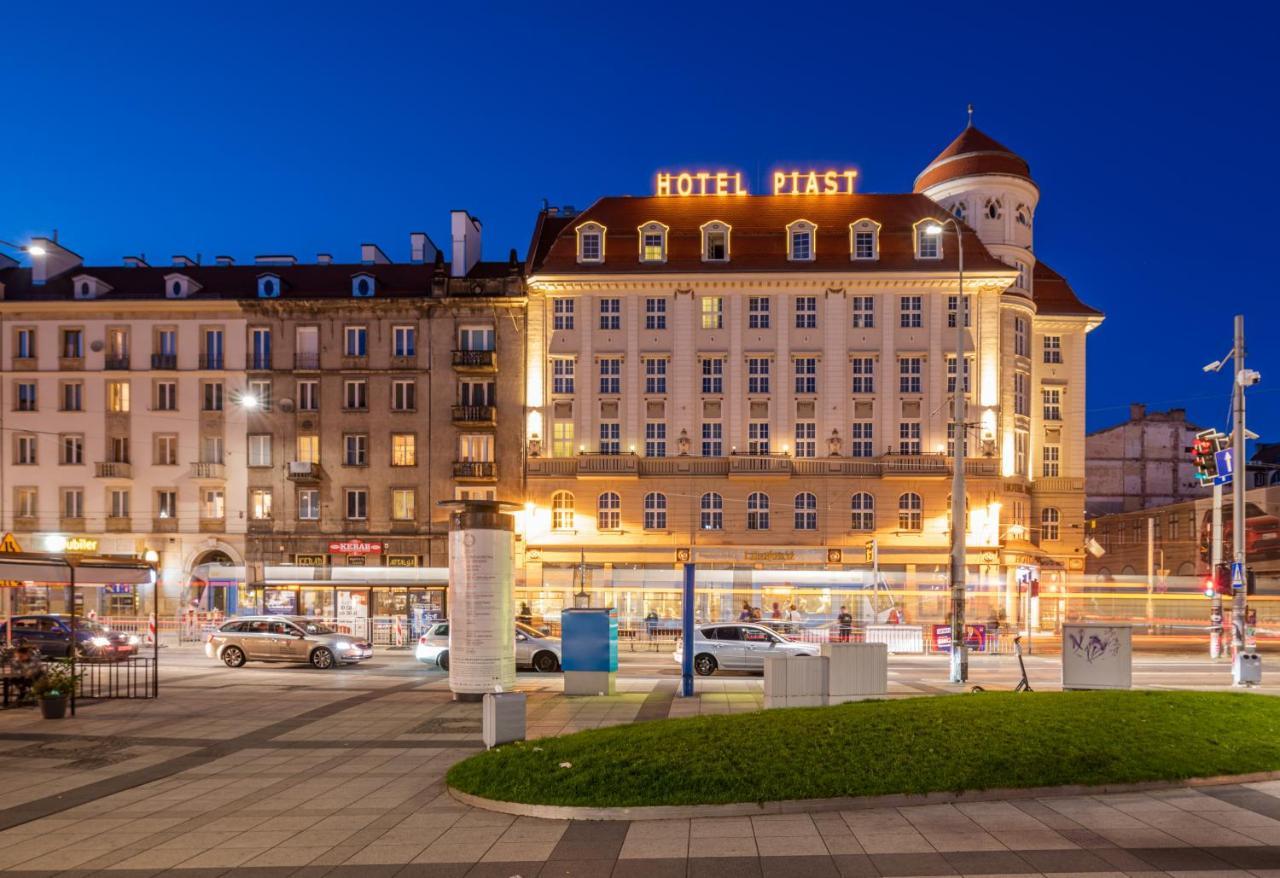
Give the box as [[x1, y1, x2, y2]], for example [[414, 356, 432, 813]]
[[520, 123, 1103, 625]]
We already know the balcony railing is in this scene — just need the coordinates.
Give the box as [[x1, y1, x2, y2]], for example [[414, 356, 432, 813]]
[[451, 404, 497, 426], [104, 355, 131, 370], [729, 453, 793, 476], [453, 460, 498, 480], [198, 354, 224, 370], [189, 462, 226, 479], [286, 460, 322, 482], [451, 349, 497, 371], [151, 353, 177, 370], [525, 452, 1006, 479], [249, 354, 273, 370], [94, 462, 132, 478], [294, 353, 321, 370]]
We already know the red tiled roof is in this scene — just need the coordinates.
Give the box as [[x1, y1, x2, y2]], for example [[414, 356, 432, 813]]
[[915, 125, 1032, 192], [529, 194, 1012, 276], [1033, 260, 1102, 318]]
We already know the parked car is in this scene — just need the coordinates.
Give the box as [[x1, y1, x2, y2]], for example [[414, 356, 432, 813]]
[[414, 621, 563, 673], [0, 614, 138, 659], [205, 616, 373, 669], [673, 622, 819, 676]]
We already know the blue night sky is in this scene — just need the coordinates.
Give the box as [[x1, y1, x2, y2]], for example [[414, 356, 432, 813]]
[[3, 2, 1275, 442]]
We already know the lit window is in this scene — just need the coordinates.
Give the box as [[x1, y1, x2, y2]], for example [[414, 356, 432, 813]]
[[851, 493, 875, 530], [794, 492, 817, 530], [552, 491, 575, 530], [391, 434, 417, 466], [639, 222, 667, 262], [597, 492, 620, 530], [747, 492, 770, 530], [109, 381, 132, 412], [898, 492, 922, 531], [297, 435, 320, 464], [701, 296, 723, 330], [251, 490, 273, 520], [202, 488, 225, 521], [552, 422, 574, 458], [392, 489, 416, 521], [644, 492, 668, 530]]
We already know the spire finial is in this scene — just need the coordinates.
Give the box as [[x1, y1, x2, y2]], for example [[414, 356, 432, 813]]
[[966, 103, 974, 127]]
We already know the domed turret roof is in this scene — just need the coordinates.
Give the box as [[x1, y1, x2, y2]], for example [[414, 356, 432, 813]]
[[914, 122, 1032, 192]]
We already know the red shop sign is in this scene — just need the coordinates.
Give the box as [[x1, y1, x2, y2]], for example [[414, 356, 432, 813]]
[[327, 540, 384, 555]]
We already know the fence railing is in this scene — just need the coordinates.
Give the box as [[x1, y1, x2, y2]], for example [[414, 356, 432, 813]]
[[78, 656, 157, 699]]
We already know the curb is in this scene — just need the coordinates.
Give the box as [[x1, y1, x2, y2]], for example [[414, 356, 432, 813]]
[[448, 770, 1280, 822]]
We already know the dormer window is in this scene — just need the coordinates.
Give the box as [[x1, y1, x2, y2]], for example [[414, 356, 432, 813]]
[[162, 273, 199, 300], [951, 201, 967, 222], [985, 197, 1003, 220], [257, 274, 281, 298], [701, 221, 730, 262], [576, 222, 606, 264], [637, 221, 668, 263], [352, 273, 375, 297], [787, 220, 816, 261], [849, 219, 881, 261], [913, 220, 941, 259], [71, 274, 113, 300]]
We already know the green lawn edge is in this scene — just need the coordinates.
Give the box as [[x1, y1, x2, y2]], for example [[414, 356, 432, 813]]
[[446, 691, 1280, 808]]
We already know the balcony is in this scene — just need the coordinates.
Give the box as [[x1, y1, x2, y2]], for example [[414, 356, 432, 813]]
[[198, 354, 224, 370], [189, 462, 226, 480], [105, 516, 132, 533], [1037, 476, 1085, 493], [728, 452, 793, 477], [451, 349, 497, 372], [198, 518, 225, 533], [453, 460, 498, 481], [451, 404, 497, 426], [882, 453, 950, 476], [247, 518, 274, 533], [104, 355, 130, 370], [12, 357, 35, 371], [286, 460, 323, 482], [95, 461, 132, 478], [58, 356, 84, 371], [249, 354, 273, 371], [153, 516, 178, 533], [151, 353, 177, 370], [578, 453, 639, 478], [294, 353, 321, 370]]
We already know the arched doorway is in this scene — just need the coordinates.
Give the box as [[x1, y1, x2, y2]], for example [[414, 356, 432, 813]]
[[189, 550, 238, 613]]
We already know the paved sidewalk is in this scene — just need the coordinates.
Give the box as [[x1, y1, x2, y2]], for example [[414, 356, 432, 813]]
[[0, 648, 1278, 876]]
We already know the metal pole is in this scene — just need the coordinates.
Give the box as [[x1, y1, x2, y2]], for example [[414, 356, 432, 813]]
[[69, 563, 76, 717], [1146, 517, 1155, 631], [949, 222, 967, 683], [1210, 481, 1224, 658], [681, 562, 695, 697], [1231, 314, 1248, 674]]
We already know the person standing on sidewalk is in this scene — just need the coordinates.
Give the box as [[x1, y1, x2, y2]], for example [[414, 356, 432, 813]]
[[837, 606, 853, 642]]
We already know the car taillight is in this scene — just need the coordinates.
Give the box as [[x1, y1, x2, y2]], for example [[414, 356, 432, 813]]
[[418, 635, 429, 644]]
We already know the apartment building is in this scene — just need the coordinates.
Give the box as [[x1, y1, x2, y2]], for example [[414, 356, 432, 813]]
[[521, 122, 1104, 625]]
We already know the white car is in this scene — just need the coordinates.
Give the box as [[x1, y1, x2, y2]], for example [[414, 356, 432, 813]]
[[414, 621, 563, 673], [674, 622, 819, 676]]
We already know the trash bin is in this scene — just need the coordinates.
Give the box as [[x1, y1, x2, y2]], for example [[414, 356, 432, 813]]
[[1234, 653, 1262, 686], [482, 692, 526, 749]]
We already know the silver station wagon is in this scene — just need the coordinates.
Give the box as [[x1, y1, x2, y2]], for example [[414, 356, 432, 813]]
[[674, 622, 819, 676], [206, 616, 373, 669]]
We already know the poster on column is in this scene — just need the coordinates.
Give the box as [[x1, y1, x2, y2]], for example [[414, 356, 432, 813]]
[[448, 527, 516, 694]]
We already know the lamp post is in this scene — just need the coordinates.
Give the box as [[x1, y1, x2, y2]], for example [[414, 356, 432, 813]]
[[925, 219, 967, 683]]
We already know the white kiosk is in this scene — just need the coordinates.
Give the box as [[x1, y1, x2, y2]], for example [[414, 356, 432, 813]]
[[443, 500, 517, 702]]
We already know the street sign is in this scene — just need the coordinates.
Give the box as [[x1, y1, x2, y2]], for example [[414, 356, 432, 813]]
[[1214, 448, 1235, 485], [1232, 561, 1245, 590], [0, 533, 22, 554]]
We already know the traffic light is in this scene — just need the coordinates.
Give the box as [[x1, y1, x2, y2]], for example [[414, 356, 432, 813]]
[[1213, 563, 1232, 596], [1192, 435, 1218, 483]]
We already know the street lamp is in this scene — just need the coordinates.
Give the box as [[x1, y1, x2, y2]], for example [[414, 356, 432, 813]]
[[925, 219, 968, 683], [0, 239, 46, 257]]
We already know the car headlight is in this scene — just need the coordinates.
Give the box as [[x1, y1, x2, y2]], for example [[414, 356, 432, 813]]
[[336, 641, 351, 651], [128, 635, 141, 645], [90, 636, 111, 647]]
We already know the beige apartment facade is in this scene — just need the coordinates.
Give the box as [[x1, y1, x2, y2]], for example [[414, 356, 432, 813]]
[[520, 123, 1103, 627]]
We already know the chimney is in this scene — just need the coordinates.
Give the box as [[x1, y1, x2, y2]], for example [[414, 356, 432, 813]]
[[172, 255, 196, 267], [409, 232, 437, 264], [254, 255, 296, 265], [316, 253, 333, 265], [214, 255, 235, 266], [360, 243, 391, 265], [123, 255, 148, 268], [1170, 408, 1186, 421], [29, 237, 82, 286], [450, 210, 482, 278], [1129, 403, 1146, 421]]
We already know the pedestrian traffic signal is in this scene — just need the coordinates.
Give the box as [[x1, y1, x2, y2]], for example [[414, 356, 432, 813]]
[[1192, 435, 1218, 482], [1213, 563, 1232, 596]]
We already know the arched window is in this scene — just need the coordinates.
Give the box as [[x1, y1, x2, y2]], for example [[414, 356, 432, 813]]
[[786, 220, 816, 261], [576, 221, 606, 263], [985, 197, 1002, 220], [551, 491, 574, 531], [951, 201, 967, 222], [849, 219, 880, 261], [747, 492, 770, 530], [898, 492, 922, 531], [597, 492, 620, 530], [637, 221, 668, 263], [1015, 203, 1031, 227], [643, 492, 667, 530], [851, 492, 875, 531], [794, 492, 817, 530], [700, 492, 723, 530], [1041, 507, 1060, 541]]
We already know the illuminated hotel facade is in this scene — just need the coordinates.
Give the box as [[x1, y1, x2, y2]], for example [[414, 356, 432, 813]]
[[519, 123, 1103, 625]]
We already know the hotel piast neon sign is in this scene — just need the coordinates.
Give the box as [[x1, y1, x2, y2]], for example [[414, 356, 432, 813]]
[[655, 168, 858, 196]]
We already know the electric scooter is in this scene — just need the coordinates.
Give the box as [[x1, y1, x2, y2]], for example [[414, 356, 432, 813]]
[[969, 635, 1033, 693]]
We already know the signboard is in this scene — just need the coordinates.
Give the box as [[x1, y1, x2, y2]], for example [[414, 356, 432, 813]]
[[327, 540, 383, 555], [448, 521, 516, 696], [0, 533, 22, 553], [1215, 448, 1234, 486], [294, 554, 326, 567], [772, 169, 858, 195], [65, 537, 99, 553], [264, 588, 298, 615], [386, 555, 418, 568], [655, 171, 747, 197], [1062, 623, 1132, 689], [931, 624, 988, 652], [1232, 561, 1245, 590]]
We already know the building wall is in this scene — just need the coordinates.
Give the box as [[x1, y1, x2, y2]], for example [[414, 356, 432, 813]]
[[1086, 405, 1208, 516]]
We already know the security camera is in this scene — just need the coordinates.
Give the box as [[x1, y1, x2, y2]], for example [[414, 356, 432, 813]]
[[1238, 369, 1262, 387], [1203, 361, 1222, 373]]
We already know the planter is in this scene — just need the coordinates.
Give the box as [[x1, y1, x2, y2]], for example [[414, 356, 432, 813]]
[[39, 695, 68, 719]]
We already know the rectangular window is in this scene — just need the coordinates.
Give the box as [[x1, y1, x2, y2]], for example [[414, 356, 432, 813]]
[[1043, 388, 1062, 421], [947, 295, 971, 328], [248, 434, 272, 467], [898, 421, 921, 455], [701, 358, 723, 394], [345, 489, 368, 520], [157, 489, 176, 520], [62, 329, 84, 358], [795, 296, 817, 329], [581, 233, 602, 261], [61, 381, 83, 412], [645, 422, 666, 457], [107, 381, 130, 412], [701, 422, 722, 457], [249, 327, 271, 369], [154, 434, 178, 466], [15, 434, 36, 465], [747, 358, 770, 394], [154, 381, 176, 411], [202, 328, 224, 368], [297, 434, 319, 464], [946, 355, 971, 393], [645, 297, 667, 330], [1014, 317, 1028, 357], [110, 488, 131, 519], [748, 421, 770, 455], [393, 325, 417, 358], [391, 433, 416, 466], [200, 435, 223, 464], [794, 357, 817, 394], [298, 489, 320, 521], [109, 435, 130, 464], [344, 325, 368, 357], [200, 381, 222, 412], [899, 296, 923, 328], [851, 421, 873, 457], [794, 421, 816, 458], [851, 357, 875, 394], [63, 488, 84, 519], [391, 379, 416, 412], [251, 489, 273, 520], [392, 489, 416, 521], [15, 381, 37, 411], [748, 296, 770, 329], [552, 358, 575, 394], [701, 296, 723, 330], [15, 328, 34, 359], [60, 434, 84, 465], [917, 227, 939, 258], [705, 229, 727, 261], [248, 379, 272, 411], [553, 298, 575, 330], [459, 380, 494, 406], [458, 326, 495, 351], [298, 380, 319, 411], [791, 230, 812, 260], [851, 296, 875, 328], [156, 328, 177, 358], [642, 231, 664, 261], [854, 230, 875, 260], [899, 357, 922, 394], [1015, 429, 1029, 476], [344, 433, 368, 466], [947, 423, 969, 457], [1044, 335, 1062, 364], [552, 421, 574, 457], [344, 379, 367, 410], [599, 358, 621, 395], [598, 297, 621, 330], [598, 422, 620, 455], [644, 358, 667, 394], [1042, 444, 1061, 478], [1014, 372, 1029, 416]]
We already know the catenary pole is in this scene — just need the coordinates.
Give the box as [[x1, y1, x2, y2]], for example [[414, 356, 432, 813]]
[[1210, 481, 1223, 658], [1231, 314, 1247, 669], [948, 221, 967, 684]]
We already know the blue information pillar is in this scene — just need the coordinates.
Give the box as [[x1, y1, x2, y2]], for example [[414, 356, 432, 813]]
[[682, 563, 695, 697], [562, 608, 618, 695]]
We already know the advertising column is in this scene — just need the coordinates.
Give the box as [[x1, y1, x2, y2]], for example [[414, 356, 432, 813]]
[[447, 501, 516, 701]]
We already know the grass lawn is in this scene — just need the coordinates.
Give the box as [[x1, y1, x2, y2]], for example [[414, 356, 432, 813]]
[[447, 691, 1280, 807]]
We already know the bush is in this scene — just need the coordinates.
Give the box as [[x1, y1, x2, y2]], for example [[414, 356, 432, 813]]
[[31, 659, 81, 700]]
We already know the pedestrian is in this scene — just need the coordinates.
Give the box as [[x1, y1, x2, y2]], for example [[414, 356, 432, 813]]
[[517, 602, 533, 626], [738, 602, 752, 622], [9, 641, 44, 704], [770, 602, 782, 620], [786, 603, 804, 634], [750, 605, 762, 622], [837, 605, 853, 642], [645, 609, 659, 638]]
